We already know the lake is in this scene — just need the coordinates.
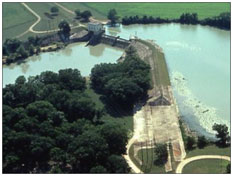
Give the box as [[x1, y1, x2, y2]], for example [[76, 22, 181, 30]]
[[3, 23, 230, 138]]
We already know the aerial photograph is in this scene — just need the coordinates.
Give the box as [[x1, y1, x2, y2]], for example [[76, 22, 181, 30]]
[[2, 1, 231, 174]]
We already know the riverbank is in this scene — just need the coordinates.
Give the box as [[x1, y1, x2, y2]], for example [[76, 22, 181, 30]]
[[3, 27, 89, 66]]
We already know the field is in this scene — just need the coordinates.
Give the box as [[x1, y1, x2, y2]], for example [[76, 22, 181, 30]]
[[25, 2, 78, 31], [61, 2, 230, 20], [186, 145, 231, 158], [3, 3, 36, 41], [182, 159, 230, 174], [85, 84, 133, 133]]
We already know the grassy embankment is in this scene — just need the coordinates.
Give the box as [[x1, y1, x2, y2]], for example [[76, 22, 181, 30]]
[[61, 2, 230, 20], [136, 39, 170, 87]]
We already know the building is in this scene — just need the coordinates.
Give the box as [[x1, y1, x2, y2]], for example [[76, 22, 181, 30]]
[[88, 22, 104, 35]]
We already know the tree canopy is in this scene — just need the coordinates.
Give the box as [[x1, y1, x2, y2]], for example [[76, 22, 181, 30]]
[[90, 46, 151, 113], [108, 9, 120, 25], [3, 69, 130, 173], [212, 123, 230, 147]]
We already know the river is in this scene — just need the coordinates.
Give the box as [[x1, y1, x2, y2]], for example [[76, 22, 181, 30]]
[[3, 23, 230, 138]]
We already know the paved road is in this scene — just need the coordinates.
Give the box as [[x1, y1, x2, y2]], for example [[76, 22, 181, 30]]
[[176, 155, 231, 173], [123, 137, 143, 174]]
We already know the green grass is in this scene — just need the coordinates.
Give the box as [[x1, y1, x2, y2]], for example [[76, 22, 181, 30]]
[[3, 2, 36, 41], [85, 84, 133, 133], [137, 39, 170, 86], [186, 145, 231, 158], [25, 2, 78, 31], [59, 2, 106, 20], [137, 148, 166, 173], [182, 159, 230, 174], [61, 2, 230, 20]]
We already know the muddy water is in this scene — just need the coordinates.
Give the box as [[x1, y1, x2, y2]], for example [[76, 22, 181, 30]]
[[3, 42, 123, 86], [3, 24, 230, 137], [106, 24, 230, 137]]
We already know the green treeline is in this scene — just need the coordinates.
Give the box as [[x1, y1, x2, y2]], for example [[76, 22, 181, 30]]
[[3, 68, 130, 173], [122, 12, 230, 30], [90, 46, 151, 113]]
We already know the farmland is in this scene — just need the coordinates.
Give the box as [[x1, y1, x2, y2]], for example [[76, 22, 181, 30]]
[[61, 2, 230, 20]]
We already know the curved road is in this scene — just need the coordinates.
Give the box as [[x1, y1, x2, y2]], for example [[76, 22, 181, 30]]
[[176, 155, 230, 173], [17, 2, 84, 38], [123, 137, 143, 174]]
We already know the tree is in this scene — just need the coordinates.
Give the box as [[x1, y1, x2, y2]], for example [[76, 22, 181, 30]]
[[16, 45, 28, 58], [212, 123, 230, 147], [99, 122, 128, 155], [106, 155, 130, 173], [58, 68, 86, 91], [68, 129, 109, 173], [90, 165, 107, 173], [75, 9, 81, 19], [58, 20, 71, 37], [80, 10, 92, 21], [15, 76, 26, 85], [186, 136, 196, 150], [226, 163, 231, 173], [26, 101, 57, 122], [154, 143, 168, 165], [108, 9, 119, 25], [50, 6, 59, 14], [197, 135, 208, 149]]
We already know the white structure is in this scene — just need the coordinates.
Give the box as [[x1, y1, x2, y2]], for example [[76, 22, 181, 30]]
[[88, 22, 104, 35]]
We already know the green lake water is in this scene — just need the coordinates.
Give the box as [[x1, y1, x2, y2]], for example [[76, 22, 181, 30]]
[[3, 24, 230, 137]]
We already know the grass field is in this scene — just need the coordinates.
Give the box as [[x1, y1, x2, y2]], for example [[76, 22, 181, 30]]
[[85, 84, 133, 133], [182, 159, 230, 174], [26, 2, 78, 31], [137, 148, 166, 173], [3, 3, 36, 41], [61, 2, 230, 20], [186, 145, 231, 158]]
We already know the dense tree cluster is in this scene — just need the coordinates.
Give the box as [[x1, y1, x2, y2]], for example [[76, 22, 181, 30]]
[[75, 9, 92, 21], [122, 15, 170, 25], [122, 12, 230, 30], [108, 9, 120, 25], [200, 12, 230, 30], [179, 13, 198, 24], [212, 123, 230, 147], [3, 68, 130, 173], [90, 46, 151, 112], [3, 37, 42, 64]]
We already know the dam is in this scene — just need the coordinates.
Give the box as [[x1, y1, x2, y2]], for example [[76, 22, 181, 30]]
[[86, 22, 186, 172]]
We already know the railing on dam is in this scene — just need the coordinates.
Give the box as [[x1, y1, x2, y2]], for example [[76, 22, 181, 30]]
[[101, 34, 131, 48]]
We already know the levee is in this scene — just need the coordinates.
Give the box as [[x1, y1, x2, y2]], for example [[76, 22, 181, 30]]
[[127, 39, 186, 173]]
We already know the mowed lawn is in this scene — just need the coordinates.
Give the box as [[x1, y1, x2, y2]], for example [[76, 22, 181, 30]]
[[25, 2, 78, 31], [182, 159, 230, 174], [61, 2, 230, 20], [3, 2, 36, 41]]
